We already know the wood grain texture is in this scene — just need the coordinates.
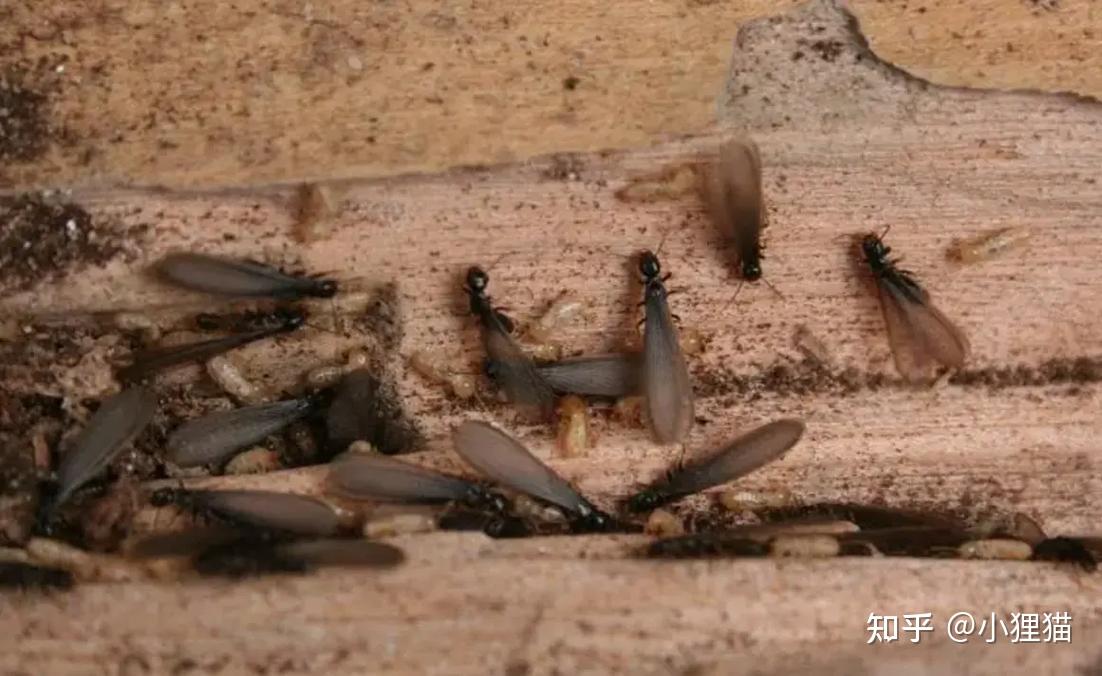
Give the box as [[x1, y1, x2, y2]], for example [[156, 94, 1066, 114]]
[[2, 0, 1099, 190], [2, 1, 1101, 674]]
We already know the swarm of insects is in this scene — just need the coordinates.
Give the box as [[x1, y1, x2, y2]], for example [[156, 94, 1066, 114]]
[[15, 135, 1096, 594]]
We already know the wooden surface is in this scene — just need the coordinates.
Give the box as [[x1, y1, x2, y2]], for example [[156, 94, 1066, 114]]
[[2, 0, 1102, 674], [1, 0, 1099, 190]]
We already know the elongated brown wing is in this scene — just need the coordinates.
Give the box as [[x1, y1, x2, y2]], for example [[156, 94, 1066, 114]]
[[452, 420, 588, 514], [157, 252, 315, 297], [167, 399, 313, 467], [274, 539, 405, 569], [877, 278, 969, 383], [642, 287, 694, 444], [194, 490, 342, 536], [663, 419, 805, 496], [705, 140, 763, 239], [54, 386, 157, 508], [537, 353, 641, 398], [327, 453, 476, 503], [483, 319, 556, 420]]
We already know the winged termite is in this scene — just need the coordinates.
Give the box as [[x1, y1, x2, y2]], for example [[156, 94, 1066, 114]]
[[325, 452, 530, 537], [451, 420, 613, 531], [118, 310, 306, 382], [861, 232, 970, 383], [151, 489, 344, 537], [156, 252, 338, 299], [627, 418, 805, 512], [537, 353, 641, 398], [50, 386, 157, 512], [638, 251, 694, 444], [326, 452, 507, 512], [464, 266, 555, 420], [166, 397, 320, 468], [702, 138, 766, 283]]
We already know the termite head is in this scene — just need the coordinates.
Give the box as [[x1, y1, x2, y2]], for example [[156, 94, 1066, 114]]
[[311, 279, 339, 298], [279, 309, 308, 332], [149, 487, 190, 508], [861, 233, 891, 271], [741, 259, 762, 282], [626, 489, 666, 514], [465, 267, 489, 295], [638, 251, 661, 282]]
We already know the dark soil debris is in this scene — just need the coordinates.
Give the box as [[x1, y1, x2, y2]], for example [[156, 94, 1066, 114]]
[[0, 194, 148, 292], [356, 282, 404, 356], [542, 154, 586, 181], [0, 62, 61, 164], [809, 39, 845, 62], [0, 393, 63, 545]]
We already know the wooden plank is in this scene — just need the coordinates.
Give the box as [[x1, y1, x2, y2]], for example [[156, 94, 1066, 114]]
[[1, 1, 1101, 673], [2, 0, 1099, 191]]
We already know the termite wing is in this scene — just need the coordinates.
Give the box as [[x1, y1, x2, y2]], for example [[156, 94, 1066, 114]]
[[638, 251, 694, 444], [156, 252, 337, 299], [861, 232, 969, 383], [537, 353, 641, 398], [326, 452, 528, 537], [464, 266, 556, 420], [451, 420, 614, 532], [702, 138, 766, 282], [119, 310, 306, 382], [627, 418, 805, 512], [167, 397, 320, 468], [51, 386, 157, 511]]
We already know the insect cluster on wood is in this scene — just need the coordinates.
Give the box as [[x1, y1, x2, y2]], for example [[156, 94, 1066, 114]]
[[14, 136, 1095, 589]]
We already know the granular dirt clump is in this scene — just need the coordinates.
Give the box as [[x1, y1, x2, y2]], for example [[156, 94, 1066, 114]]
[[0, 64, 55, 164], [0, 194, 147, 292]]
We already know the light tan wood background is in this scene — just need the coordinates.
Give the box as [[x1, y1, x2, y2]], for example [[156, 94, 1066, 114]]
[[1, 1, 1101, 674]]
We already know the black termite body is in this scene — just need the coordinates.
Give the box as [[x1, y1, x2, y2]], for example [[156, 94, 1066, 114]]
[[1032, 536, 1098, 572], [861, 232, 970, 383], [192, 537, 404, 578], [118, 309, 306, 382], [627, 418, 805, 512], [167, 397, 321, 468], [50, 386, 157, 512], [537, 353, 641, 398], [0, 561, 75, 590], [464, 266, 555, 420], [156, 252, 338, 299], [150, 488, 343, 537], [451, 420, 615, 532], [194, 307, 304, 333], [703, 138, 765, 281], [638, 251, 694, 444]]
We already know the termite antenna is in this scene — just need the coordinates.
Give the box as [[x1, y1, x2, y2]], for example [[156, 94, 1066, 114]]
[[762, 276, 785, 301], [721, 279, 745, 313]]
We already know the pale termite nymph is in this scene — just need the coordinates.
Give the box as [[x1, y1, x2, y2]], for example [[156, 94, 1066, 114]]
[[555, 395, 591, 458], [949, 227, 1031, 264]]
